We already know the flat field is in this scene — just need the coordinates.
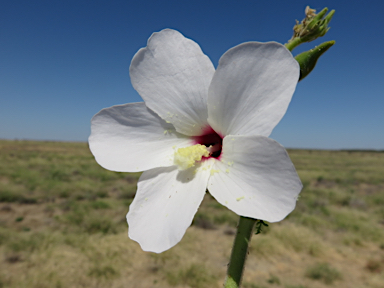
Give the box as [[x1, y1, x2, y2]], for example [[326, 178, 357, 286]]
[[0, 140, 383, 288]]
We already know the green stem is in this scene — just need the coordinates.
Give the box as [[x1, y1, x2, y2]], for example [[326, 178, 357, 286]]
[[284, 37, 303, 52], [224, 216, 257, 288]]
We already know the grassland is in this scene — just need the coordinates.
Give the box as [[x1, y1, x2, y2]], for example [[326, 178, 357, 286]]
[[0, 139, 383, 288]]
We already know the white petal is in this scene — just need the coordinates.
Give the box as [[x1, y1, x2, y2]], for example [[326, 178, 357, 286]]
[[89, 102, 193, 172], [130, 29, 215, 136], [207, 42, 299, 137], [127, 159, 214, 253], [208, 135, 302, 222]]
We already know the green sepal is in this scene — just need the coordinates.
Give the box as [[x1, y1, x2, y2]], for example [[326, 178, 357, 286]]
[[295, 40, 335, 81]]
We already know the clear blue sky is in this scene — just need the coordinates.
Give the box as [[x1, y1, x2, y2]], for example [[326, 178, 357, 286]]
[[1, 0, 383, 149]]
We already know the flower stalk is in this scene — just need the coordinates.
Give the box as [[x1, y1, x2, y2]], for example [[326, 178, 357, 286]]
[[224, 216, 257, 288]]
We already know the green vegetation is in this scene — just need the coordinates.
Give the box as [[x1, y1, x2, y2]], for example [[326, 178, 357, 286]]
[[166, 264, 217, 288], [0, 140, 384, 287], [305, 263, 342, 284]]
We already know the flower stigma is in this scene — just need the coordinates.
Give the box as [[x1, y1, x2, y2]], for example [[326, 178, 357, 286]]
[[174, 144, 209, 170]]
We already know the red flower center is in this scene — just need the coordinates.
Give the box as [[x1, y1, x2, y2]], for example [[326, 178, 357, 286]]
[[192, 126, 223, 160]]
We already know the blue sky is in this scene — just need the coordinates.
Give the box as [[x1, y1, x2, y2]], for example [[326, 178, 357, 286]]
[[1, 0, 383, 149]]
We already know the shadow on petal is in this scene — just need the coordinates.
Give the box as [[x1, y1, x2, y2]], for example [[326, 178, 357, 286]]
[[176, 163, 202, 183]]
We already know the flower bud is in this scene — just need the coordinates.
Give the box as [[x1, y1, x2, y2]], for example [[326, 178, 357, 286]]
[[295, 40, 335, 81], [285, 6, 335, 51]]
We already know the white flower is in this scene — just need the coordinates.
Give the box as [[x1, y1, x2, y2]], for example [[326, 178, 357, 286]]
[[89, 29, 302, 253]]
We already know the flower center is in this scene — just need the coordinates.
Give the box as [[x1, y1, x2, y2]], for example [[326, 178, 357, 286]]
[[193, 127, 223, 159], [173, 127, 223, 171]]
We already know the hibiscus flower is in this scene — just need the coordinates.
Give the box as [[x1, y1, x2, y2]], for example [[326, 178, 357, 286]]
[[89, 29, 302, 253]]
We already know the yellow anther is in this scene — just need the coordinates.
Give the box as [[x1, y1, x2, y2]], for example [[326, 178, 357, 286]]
[[174, 144, 209, 170]]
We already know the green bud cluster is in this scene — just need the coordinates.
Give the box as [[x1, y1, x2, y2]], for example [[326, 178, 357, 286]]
[[285, 6, 335, 52], [293, 7, 334, 43]]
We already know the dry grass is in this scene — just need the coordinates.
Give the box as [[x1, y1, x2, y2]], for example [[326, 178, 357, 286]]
[[0, 140, 384, 287]]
